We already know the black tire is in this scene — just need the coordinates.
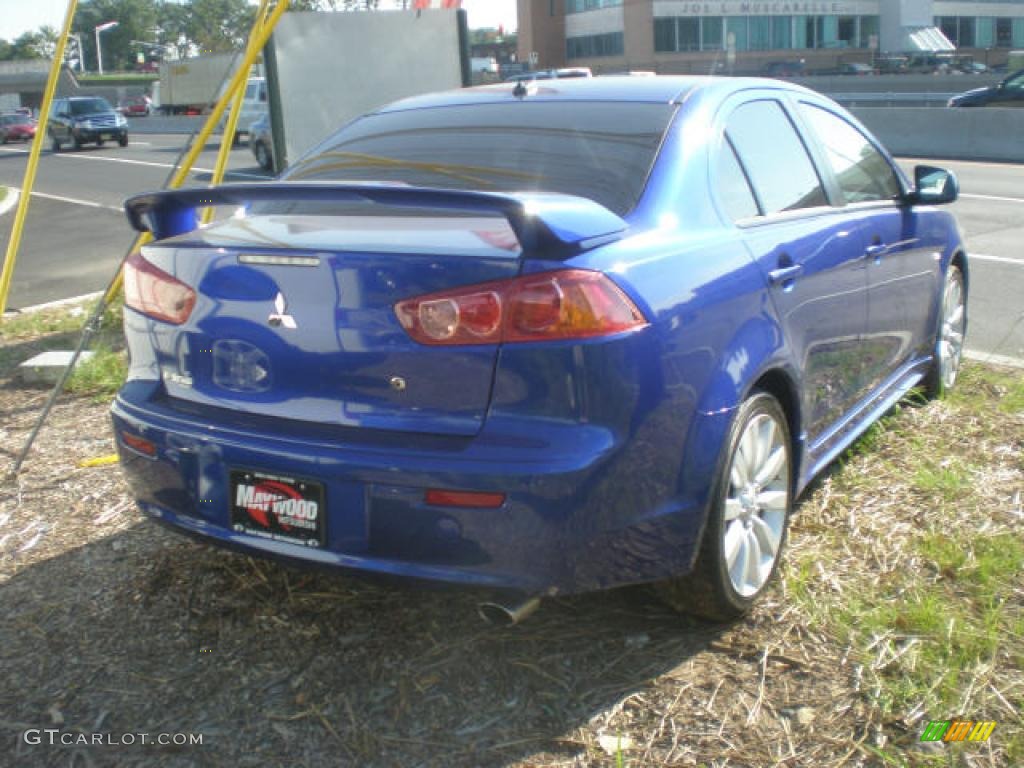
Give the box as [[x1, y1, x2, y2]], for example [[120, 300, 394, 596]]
[[656, 391, 793, 621], [118, 134, 128, 147], [72, 134, 83, 150], [254, 141, 272, 171], [922, 264, 966, 399], [96, 139, 105, 147], [51, 136, 61, 152]]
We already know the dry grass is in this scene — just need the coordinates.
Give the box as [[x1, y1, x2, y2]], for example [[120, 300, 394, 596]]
[[0, 312, 1021, 767]]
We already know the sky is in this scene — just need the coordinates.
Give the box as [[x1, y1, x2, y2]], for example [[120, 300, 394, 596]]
[[0, 0, 517, 43]]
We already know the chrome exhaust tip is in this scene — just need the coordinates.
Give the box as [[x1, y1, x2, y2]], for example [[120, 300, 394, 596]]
[[477, 595, 541, 626]]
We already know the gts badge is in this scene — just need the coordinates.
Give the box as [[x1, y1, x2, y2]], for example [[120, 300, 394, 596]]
[[268, 292, 297, 329]]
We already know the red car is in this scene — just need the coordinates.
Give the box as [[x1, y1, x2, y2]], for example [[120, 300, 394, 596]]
[[0, 113, 36, 143], [120, 95, 152, 117]]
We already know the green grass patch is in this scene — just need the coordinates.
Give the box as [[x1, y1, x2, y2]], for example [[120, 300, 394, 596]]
[[786, 361, 1023, 760], [1, 297, 125, 389], [947, 363, 1024, 414], [67, 344, 127, 401], [911, 460, 972, 501]]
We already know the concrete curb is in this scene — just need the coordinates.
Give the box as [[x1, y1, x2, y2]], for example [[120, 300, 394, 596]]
[[2, 291, 103, 318], [0, 185, 21, 217]]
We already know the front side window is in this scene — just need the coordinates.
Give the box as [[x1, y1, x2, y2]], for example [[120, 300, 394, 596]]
[[725, 100, 826, 215], [286, 102, 676, 216], [798, 104, 901, 204]]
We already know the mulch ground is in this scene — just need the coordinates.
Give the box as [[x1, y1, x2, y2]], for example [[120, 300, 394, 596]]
[[1, 348, 1019, 767]]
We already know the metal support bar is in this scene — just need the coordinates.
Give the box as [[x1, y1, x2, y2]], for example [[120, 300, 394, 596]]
[[7, 0, 292, 478], [0, 0, 80, 317]]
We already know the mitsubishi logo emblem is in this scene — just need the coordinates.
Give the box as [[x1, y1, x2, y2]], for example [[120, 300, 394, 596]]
[[268, 292, 297, 329]]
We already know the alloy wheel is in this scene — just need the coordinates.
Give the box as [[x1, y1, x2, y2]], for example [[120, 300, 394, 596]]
[[722, 411, 790, 597], [938, 268, 965, 390]]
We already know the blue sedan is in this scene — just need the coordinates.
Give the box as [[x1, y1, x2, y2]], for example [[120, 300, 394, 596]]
[[113, 77, 966, 622]]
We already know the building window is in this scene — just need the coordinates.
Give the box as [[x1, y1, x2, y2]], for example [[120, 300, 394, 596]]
[[566, 0, 622, 14], [997, 17, 1013, 47], [727, 17, 748, 52], [567, 31, 624, 59], [860, 16, 879, 49], [654, 18, 676, 53], [701, 17, 724, 51], [837, 16, 856, 47], [773, 16, 792, 49], [749, 16, 771, 51]]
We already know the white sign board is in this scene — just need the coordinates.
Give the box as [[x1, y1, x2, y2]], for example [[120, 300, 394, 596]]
[[270, 10, 467, 167]]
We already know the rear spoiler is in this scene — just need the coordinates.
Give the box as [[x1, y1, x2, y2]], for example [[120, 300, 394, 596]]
[[124, 183, 629, 258]]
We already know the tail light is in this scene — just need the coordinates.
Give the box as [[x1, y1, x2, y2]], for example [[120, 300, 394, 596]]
[[395, 269, 646, 345], [123, 252, 196, 325]]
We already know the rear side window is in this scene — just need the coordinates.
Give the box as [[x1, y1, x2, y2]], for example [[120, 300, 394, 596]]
[[286, 101, 676, 216], [725, 100, 827, 215], [717, 138, 759, 221], [798, 104, 902, 204]]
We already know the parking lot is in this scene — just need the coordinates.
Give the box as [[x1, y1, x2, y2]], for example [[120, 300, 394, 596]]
[[0, 132, 269, 309]]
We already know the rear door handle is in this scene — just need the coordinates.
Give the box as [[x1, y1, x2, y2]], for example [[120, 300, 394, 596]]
[[865, 243, 887, 258], [768, 264, 803, 285]]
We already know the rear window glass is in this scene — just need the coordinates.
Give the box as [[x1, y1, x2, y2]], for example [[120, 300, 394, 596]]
[[285, 101, 676, 216]]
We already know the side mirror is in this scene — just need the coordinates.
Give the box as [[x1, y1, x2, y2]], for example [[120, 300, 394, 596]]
[[907, 165, 959, 205]]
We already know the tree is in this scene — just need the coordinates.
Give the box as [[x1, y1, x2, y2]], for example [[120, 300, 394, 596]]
[[73, 0, 160, 71], [186, 0, 256, 54]]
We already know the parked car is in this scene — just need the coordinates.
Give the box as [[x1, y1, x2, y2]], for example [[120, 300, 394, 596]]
[[0, 113, 37, 143], [115, 77, 966, 623], [874, 55, 909, 75], [837, 62, 876, 76], [120, 94, 152, 117], [956, 60, 989, 75], [948, 68, 1024, 107], [49, 96, 127, 150], [217, 77, 268, 145], [504, 67, 592, 83], [761, 60, 806, 78], [249, 113, 274, 172]]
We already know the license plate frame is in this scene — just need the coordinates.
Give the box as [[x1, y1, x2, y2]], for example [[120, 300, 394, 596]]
[[229, 469, 325, 548]]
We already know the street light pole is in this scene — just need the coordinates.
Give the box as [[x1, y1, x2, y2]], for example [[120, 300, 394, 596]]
[[95, 21, 119, 75]]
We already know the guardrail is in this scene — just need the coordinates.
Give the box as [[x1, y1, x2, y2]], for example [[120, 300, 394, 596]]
[[832, 92, 955, 107], [850, 107, 1024, 162]]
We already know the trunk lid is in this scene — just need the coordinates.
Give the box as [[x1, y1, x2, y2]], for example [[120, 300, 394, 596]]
[[125, 184, 628, 436]]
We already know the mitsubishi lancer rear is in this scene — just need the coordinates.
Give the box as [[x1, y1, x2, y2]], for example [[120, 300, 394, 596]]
[[112, 82, 681, 601]]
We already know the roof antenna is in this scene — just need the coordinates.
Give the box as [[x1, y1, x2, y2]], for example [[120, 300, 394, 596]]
[[513, 81, 528, 98]]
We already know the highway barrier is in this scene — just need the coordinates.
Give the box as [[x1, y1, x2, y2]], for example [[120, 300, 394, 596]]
[[851, 107, 1024, 163]]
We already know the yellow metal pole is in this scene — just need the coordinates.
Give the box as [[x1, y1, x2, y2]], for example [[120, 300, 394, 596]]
[[203, 0, 272, 223], [167, 0, 289, 191], [0, 0, 80, 317], [104, 0, 289, 301]]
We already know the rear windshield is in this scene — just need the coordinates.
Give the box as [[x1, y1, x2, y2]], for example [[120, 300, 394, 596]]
[[70, 98, 113, 115], [285, 101, 676, 216]]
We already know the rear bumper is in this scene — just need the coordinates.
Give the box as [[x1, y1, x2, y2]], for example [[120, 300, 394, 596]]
[[111, 382, 717, 595]]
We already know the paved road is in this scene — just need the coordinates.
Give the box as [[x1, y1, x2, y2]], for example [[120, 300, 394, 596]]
[[897, 158, 1024, 364], [0, 142, 1021, 363], [0, 133, 269, 309]]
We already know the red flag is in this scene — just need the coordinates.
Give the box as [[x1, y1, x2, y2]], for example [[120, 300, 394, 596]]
[[413, 0, 430, 9], [442, 0, 462, 7]]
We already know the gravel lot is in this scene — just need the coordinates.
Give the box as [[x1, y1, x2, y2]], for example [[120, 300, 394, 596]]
[[2, 323, 1020, 767]]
